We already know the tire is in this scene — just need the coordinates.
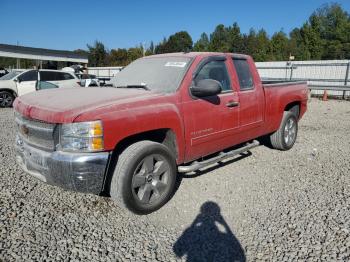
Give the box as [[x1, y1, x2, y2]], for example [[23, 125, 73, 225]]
[[0, 91, 14, 108], [110, 140, 177, 214], [270, 111, 298, 151]]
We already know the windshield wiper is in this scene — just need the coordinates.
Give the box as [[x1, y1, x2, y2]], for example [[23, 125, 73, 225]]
[[116, 85, 150, 91]]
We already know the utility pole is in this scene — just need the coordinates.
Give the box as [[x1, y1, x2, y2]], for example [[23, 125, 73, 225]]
[[142, 42, 146, 57]]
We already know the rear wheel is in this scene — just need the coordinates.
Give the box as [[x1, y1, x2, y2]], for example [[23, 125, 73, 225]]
[[110, 141, 177, 214], [270, 111, 298, 150], [0, 91, 14, 108]]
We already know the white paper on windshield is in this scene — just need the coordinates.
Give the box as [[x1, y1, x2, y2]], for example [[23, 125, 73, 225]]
[[164, 62, 187, 68]]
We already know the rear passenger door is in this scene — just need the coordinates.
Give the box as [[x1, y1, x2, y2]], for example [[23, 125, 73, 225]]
[[39, 71, 57, 85], [232, 57, 264, 130], [39, 71, 76, 88]]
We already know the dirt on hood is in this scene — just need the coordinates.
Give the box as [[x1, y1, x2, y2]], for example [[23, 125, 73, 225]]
[[14, 87, 159, 123]]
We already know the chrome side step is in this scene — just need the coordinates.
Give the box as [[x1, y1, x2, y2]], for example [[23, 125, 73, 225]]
[[178, 140, 260, 173]]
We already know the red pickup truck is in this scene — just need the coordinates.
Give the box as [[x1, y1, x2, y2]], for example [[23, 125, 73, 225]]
[[14, 52, 308, 214]]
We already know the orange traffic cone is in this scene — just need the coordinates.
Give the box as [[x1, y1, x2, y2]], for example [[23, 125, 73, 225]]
[[322, 90, 328, 101]]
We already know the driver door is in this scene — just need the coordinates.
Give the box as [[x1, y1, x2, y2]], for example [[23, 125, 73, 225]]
[[182, 56, 240, 162], [16, 70, 38, 96]]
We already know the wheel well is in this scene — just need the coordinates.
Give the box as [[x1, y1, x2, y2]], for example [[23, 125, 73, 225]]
[[285, 101, 300, 118], [101, 129, 178, 195], [114, 129, 178, 159], [0, 88, 17, 97]]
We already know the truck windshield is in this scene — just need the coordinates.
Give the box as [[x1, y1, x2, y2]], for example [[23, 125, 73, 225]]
[[111, 57, 192, 93]]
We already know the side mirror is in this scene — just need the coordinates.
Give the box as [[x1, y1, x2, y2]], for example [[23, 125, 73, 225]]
[[14, 78, 20, 83], [191, 79, 222, 97]]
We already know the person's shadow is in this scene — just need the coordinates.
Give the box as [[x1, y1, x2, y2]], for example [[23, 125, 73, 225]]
[[173, 202, 246, 262]]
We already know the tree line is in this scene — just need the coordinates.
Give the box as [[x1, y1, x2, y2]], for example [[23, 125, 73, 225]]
[[84, 3, 350, 67], [0, 3, 349, 69]]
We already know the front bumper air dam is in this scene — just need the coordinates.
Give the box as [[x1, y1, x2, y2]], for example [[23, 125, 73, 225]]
[[15, 137, 110, 195]]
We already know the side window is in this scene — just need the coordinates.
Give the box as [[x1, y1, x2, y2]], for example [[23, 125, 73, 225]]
[[63, 73, 74, 80], [40, 71, 56, 81], [54, 72, 67, 81], [233, 59, 254, 91], [37, 81, 59, 90], [53, 72, 63, 81], [18, 70, 38, 82], [194, 61, 231, 92]]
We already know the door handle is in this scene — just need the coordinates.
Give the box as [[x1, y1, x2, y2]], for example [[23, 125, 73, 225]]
[[226, 101, 239, 108]]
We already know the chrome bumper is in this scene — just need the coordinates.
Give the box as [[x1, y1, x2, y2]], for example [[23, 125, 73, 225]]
[[15, 136, 110, 195]]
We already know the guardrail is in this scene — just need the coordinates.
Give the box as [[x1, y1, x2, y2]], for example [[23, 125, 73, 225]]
[[256, 61, 350, 99]]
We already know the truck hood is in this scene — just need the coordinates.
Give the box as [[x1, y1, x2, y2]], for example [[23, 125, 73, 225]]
[[14, 87, 161, 123]]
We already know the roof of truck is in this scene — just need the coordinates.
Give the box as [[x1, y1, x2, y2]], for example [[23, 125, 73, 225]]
[[146, 52, 250, 59]]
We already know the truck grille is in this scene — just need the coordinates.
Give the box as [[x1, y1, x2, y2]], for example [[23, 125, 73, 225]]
[[15, 113, 57, 151]]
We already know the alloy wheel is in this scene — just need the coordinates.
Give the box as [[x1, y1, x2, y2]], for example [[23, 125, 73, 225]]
[[0, 93, 13, 107], [284, 118, 297, 146], [131, 154, 171, 204]]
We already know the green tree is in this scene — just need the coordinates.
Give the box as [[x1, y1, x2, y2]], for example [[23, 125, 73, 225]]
[[228, 22, 244, 53], [155, 32, 193, 53], [127, 47, 143, 62], [193, 33, 210, 51], [209, 24, 230, 52], [269, 31, 289, 61], [167, 31, 193, 52], [288, 28, 311, 60], [87, 41, 107, 66], [255, 29, 271, 61], [145, 41, 155, 56], [311, 3, 350, 59], [155, 37, 168, 54], [109, 48, 129, 66], [241, 28, 270, 61]]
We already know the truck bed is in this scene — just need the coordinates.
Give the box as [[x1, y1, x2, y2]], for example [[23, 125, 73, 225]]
[[262, 80, 308, 135]]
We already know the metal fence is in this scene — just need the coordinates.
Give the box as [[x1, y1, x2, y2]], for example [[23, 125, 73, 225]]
[[256, 60, 350, 98], [87, 66, 123, 79]]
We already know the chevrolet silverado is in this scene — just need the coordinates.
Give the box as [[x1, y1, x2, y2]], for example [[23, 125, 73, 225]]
[[14, 52, 308, 214]]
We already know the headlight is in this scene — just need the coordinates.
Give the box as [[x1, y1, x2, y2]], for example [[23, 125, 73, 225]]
[[59, 120, 104, 152]]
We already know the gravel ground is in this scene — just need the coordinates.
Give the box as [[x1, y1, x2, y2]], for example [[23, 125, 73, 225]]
[[1, 99, 349, 261]]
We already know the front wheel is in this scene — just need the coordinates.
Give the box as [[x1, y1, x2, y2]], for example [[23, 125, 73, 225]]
[[270, 111, 298, 151], [0, 91, 14, 108], [110, 141, 177, 214]]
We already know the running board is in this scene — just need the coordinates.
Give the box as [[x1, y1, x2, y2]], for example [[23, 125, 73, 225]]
[[177, 140, 260, 173]]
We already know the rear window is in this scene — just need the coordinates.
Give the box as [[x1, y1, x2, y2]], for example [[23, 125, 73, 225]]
[[233, 59, 254, 90]]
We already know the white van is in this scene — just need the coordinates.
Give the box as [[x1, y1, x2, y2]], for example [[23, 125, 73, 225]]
[[0, 69, 80, 107]]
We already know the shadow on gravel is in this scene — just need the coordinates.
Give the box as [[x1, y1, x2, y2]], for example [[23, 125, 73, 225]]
[[173, 201, 246, 262]]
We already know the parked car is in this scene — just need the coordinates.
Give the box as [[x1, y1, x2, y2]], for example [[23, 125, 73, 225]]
[[0, 68, 8, 78], [76, 73, 100, 87], [14, 52, 308, 214], [0, 69, 80, 107]]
